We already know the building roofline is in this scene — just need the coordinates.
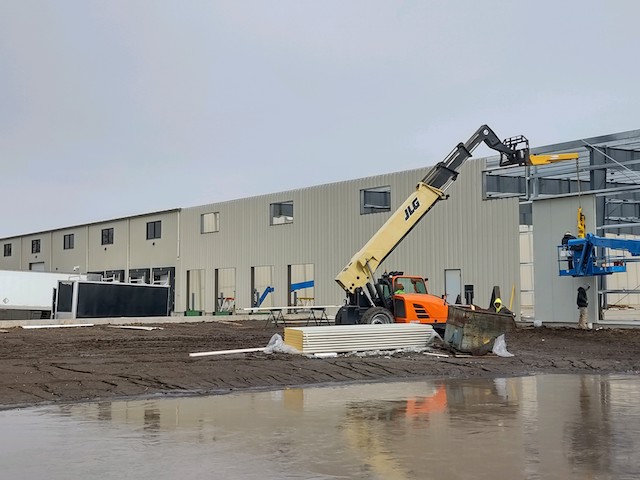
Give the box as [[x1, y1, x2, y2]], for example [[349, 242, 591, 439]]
[[531, 128, 640, 154], [0, 208, 181, 241], [4, 128, 639, 241]]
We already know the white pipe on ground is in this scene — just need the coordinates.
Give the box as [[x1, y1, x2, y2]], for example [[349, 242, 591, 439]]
[[21, 324, 95, 329], [189, 347, 266, 357]]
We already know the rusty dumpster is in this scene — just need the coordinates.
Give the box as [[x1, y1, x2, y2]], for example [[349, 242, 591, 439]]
[[443, 305, 516, 356]]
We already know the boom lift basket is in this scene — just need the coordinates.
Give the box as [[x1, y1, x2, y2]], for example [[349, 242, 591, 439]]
[[499, 135, 530, 167], [558, 234, 640, 277], [557, 245, 626, 277]]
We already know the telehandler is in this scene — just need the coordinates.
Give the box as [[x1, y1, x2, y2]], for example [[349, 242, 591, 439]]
[[334, 125, 545, 330]]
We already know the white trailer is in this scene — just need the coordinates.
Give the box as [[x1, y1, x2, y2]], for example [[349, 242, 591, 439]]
[[0, 270, 86, 320]]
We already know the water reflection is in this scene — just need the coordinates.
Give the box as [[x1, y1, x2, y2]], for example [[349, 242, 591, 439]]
[[564, 375, 638, 478], [1, 374, 640, 479]]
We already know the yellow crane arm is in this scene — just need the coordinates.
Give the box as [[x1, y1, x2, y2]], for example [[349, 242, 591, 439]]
[[335, 182, 444, 294], [529, 152, 579, 166]]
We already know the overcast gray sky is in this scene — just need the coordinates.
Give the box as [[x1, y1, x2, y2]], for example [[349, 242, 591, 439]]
[[1, 0, 639, 237]]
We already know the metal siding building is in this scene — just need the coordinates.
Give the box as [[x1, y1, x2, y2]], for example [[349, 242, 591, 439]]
[[87, 219, 129, 273], [1, 209, 179, 282], [3, 127, 639, 323], [0, 159, 520, 317], [51, 227, 87, 273], [177, 159, 520, 315], [485, 128, 640, 319]]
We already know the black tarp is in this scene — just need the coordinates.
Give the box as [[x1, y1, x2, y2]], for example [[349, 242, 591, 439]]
[[75, 282, 169, 318]]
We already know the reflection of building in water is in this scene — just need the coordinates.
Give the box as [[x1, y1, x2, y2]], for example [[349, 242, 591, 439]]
[[341, 384, 448, 480], [52, 375, 640, 479], [96, 402, 112, 422], [143, 408, 161, 433], [445, 377, 520, 421], [564, 375, 612, 472], [342, 378, 525, 479], [564, 375, 640, 477], [523, 374, 640, 478]]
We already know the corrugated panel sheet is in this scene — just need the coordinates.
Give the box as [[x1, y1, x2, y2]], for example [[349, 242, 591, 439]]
[[284, 324, 436, 353]]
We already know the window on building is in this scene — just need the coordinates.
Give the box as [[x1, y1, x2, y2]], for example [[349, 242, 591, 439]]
[[3, 243, 11, 257], [104, 270, 125, 282], [31, 239, 41, 254], [63, 233, 74, 250], [129, 268, 150, 284], [147, 220, 162, 240], [360, 186, 391, 214], [201, 212, 220, 233], [102, 228, 114, 245], [270, 201, 294, 225]]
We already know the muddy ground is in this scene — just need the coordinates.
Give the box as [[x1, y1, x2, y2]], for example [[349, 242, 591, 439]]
[[1, 319, 639, 410]]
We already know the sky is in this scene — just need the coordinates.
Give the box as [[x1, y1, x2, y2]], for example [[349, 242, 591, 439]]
[[1, 0, 639, 237]]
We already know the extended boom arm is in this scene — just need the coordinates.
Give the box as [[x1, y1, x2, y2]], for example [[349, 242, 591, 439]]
[[335, 125, 529, 296]]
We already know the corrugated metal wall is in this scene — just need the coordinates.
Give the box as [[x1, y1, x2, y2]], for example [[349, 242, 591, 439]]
[[21, 232, 52, 271], [177, 159, 521, 315], [87, 219, 129, 272], [0, 212, 179, 279], [532, 195, 598, 324], [0, 237, 22, 270], [51, 227, 87, 273], [0, 162, 520, 316]]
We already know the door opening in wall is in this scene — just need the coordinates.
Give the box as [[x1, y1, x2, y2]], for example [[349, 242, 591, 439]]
[[215, 268, 236, 314], [288, 263, 315, 306], [251, 265, 274, 308], [445, 269, 462, 305], [186, 269, 205, 314]]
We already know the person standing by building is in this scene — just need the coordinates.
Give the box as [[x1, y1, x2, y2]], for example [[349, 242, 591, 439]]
[[577, 285, 590, 329]]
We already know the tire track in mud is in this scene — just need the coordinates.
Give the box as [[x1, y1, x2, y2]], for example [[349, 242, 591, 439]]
[[47, 364, 95, 376], [340, 359, 408, 376], [108, 373, 186, 391]]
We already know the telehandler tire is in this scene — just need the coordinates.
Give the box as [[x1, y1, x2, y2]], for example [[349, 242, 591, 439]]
[[362, 307, 394, 324]]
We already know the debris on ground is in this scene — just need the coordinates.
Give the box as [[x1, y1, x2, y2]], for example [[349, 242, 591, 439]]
[[108, 325, 163, 331], [492, 334, 515, 357], [264, 334, 300, 355]]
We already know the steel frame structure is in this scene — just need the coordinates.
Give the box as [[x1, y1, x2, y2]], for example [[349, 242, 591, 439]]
[[483, 128, 640, 314]]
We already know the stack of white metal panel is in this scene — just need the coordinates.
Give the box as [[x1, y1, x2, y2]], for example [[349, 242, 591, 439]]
[[284, 323, 436, 354]]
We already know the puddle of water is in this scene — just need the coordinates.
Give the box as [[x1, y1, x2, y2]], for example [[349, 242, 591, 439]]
[[1, 374, 640, 479]]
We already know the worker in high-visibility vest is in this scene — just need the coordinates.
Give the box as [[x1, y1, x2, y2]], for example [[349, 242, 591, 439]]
[[491, 298, 513, 316]]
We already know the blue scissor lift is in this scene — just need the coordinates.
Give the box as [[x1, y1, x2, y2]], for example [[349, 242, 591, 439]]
[[558, 233, 640, 277]]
